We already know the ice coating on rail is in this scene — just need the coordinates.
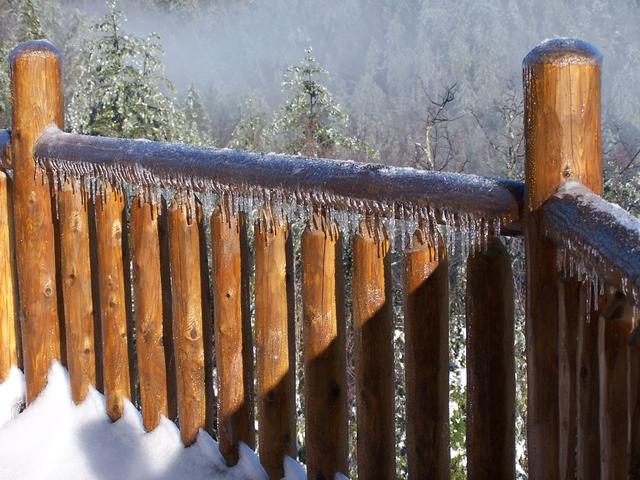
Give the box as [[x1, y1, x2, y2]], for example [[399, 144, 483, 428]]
[[35, 128, 520, 256], [546, 181, 640, 326]]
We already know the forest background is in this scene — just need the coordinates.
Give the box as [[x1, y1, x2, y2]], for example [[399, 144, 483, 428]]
[[1, 0, 639, 478]]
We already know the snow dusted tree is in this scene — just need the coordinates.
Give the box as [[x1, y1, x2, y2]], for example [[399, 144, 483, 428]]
[[268, 47, 361, 158], [229, 97, 269, 152], [182, 83, 213, 146], [17, 0, 45, 41], [67, 0, 198, 143]]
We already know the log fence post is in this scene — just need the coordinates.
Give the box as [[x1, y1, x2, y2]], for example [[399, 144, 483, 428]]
[[403, 232, 449, 479], [465, 236, 515, 479], [10, 40, 63, 402], [59, 180, 96, 403], [95, 185, 131, 420], [0, 170, 18, 381], [301, 214, 348, 479], [168, 194, 207, 446], [211, 205, 254, 464], [255, 220, 296, 479], [523, 38, 602, 478], [352, 220, 395, 479], [130, 196, 169, 431], [598, 290, 631, 479]]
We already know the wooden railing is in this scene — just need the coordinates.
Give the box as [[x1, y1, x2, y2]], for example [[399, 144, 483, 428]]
[[0, 37, 638, 479]]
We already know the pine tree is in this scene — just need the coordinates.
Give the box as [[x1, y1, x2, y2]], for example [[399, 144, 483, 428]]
[[229, 97, 269, 152], [67, 0, 193, 142], [182, 84, 213, 146], [268, 47, 362, 159], [18, 0, 45, 42]]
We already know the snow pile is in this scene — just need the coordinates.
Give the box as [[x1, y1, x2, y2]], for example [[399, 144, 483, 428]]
[[0, 367, 24, 428], [0, 363, 308, 480]]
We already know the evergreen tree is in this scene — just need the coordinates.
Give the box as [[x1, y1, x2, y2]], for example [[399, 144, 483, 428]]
[[182, 84, 213, 146], [67, 0, 195, 142], [229, 97, 269, 152], [18, 0, 45, 42], [268, 47, 362, 158]]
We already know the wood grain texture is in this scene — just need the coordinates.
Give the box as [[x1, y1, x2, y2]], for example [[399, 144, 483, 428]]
[[302, 215, 348, 480], [558, 278, 579, 480], [465, 237, 515, 480], [523, 39, 603, 479], [352, 222, 395, 480], [629, 319, 640, 479], [95, 185, 131, 420], [157, 199, 177, 420], [168, 196, 206, 446], [0, 171, 18, 381], [598, 292, 630, 479], [255, 221, 296, 479], [576, 285, 601, 480], [211, 207, 254, 464], [404, 233, 449, 479], [130, 197, 169, 431], [523, 39, 602, 211], [10, 40, 63, 402], [59, 180, 96, 403]]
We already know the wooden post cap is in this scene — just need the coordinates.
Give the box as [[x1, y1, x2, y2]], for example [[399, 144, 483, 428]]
[[523, 38, 602, 67], [524, 38, 603, 211], [10, 39, 62, 67]]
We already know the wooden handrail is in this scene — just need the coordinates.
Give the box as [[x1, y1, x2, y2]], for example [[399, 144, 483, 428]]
[[34, 128, 523, 229], [543, 181, 640, 294]]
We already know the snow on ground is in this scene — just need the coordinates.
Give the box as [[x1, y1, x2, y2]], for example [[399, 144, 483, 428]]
[[0, 362, 308, 480]]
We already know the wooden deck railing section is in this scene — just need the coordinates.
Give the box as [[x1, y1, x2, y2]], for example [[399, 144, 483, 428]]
[[0, 38, 638, 479]]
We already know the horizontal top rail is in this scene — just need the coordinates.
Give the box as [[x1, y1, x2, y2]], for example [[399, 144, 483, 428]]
[[543, 181, 640, 295], [0, 130, 10, 168], [34, 128, 523, 230]]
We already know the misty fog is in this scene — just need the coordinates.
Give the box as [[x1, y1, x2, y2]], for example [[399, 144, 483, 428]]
[[58, 0, 640, 175]]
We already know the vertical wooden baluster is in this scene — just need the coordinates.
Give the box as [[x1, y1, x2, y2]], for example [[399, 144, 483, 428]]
[[212, 205, 254, 464], [0, 170, 17, 381], [10, 40, 63, 402], [130, 196, 169, 431], [576, 283, 600, 479], [95, 185, 131, 420], [352, 220, 394, 479], [558, 278, 579, 480], [59, 180, 96, 403], [302, 214, 348, 479], [629, 310, 640, 478], [157, 198, 177, 420], [523, 39, 602, 478], [197, 201, 216, 438], [598, 291, 630, 478], [88, 201, 104, 393], [466, 236, 515, 479], [168, 194, 206, 446], [404, 232, 449, 479], [255, 219, 296, 479]]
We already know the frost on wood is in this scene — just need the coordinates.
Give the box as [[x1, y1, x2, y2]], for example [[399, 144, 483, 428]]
[[544, 181, 640, 329], [35, 128, 523, 256]]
